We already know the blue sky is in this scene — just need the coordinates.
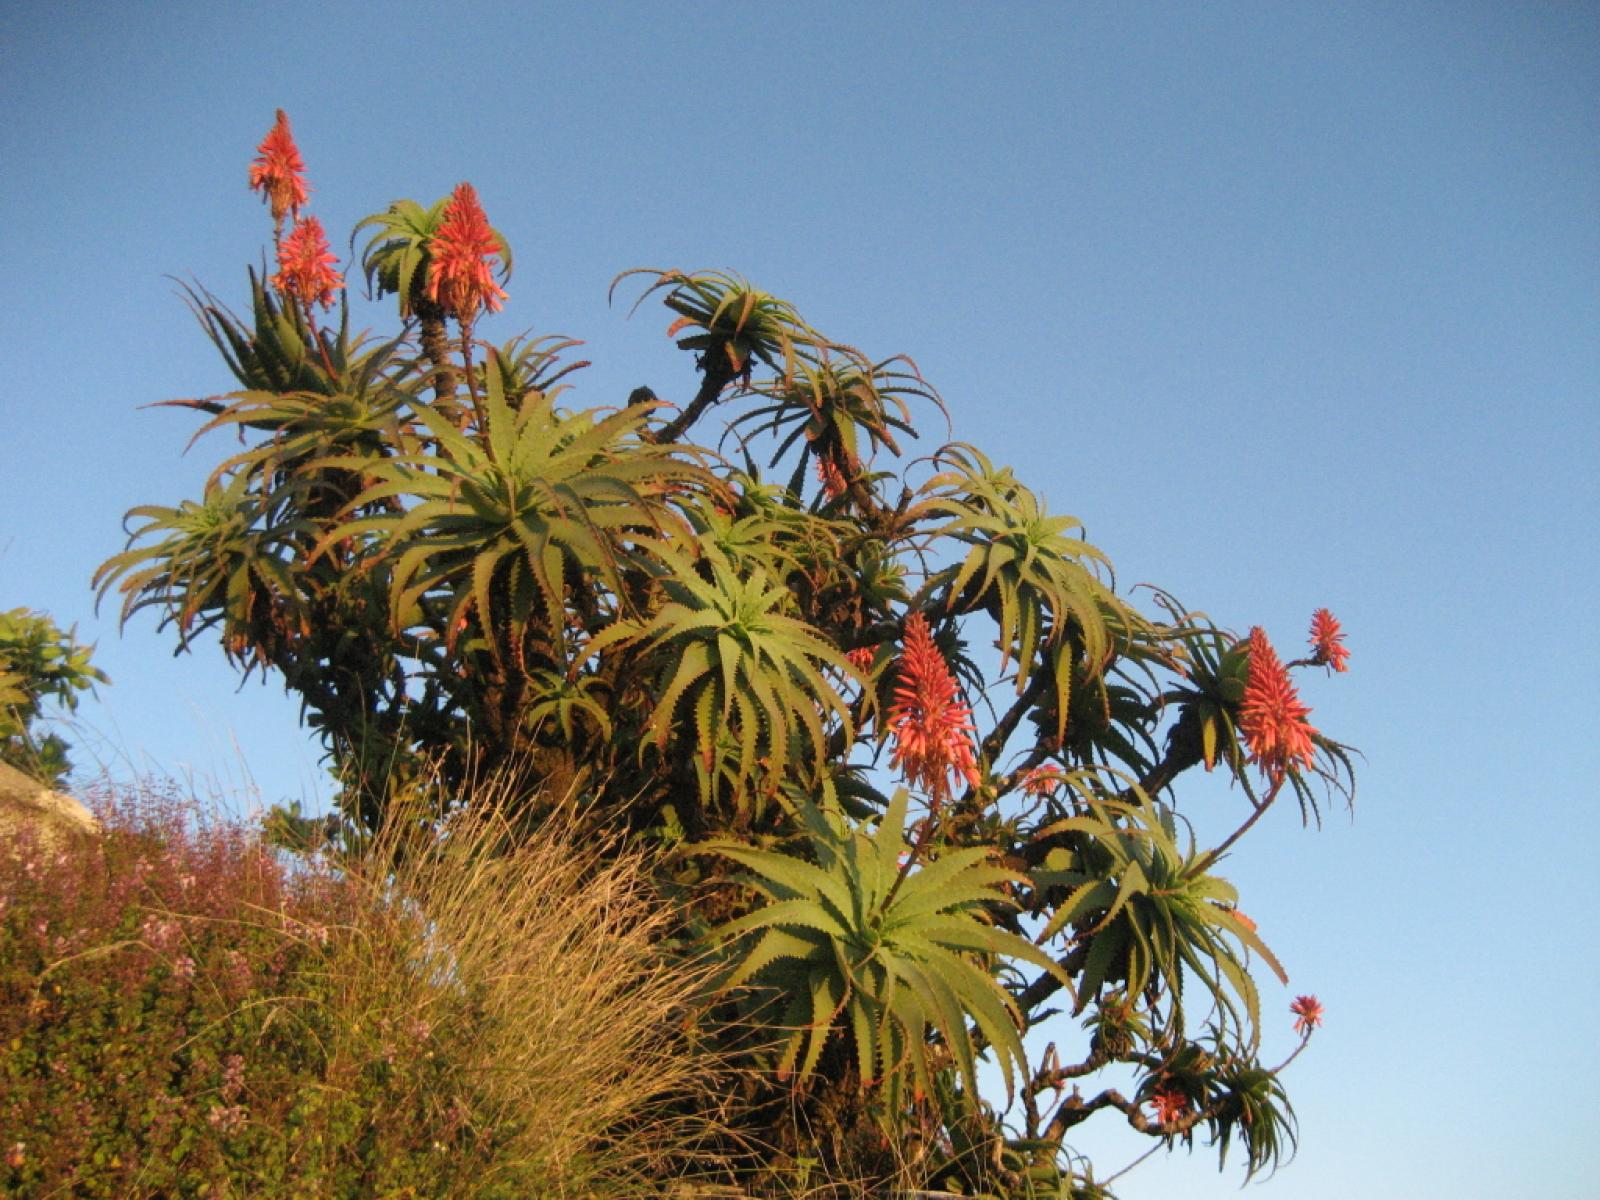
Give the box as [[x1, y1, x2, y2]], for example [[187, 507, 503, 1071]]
[[3, 3, 1597, 1195]]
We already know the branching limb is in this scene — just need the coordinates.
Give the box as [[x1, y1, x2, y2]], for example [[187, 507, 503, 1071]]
[[644, 356, 736, 445], [1023, 1041, 1116, 1138], [1044, 1085, 1213, 1143], [965, 670, 1053, 801]]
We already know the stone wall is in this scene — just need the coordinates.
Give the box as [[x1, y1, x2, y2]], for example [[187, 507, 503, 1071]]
[[0, 760, 99, 854]]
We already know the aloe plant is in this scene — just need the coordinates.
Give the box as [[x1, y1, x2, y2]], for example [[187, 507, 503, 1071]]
[[1031, 782, 1286, 1050], [101, 117, 1360, 1198], [705, 787, 1069, 1105]]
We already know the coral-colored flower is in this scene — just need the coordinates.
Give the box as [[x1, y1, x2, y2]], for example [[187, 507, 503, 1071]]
[[1148, 1085, 1190, 1126], [1291, 993, 1324, 1035], [845, 645, 877, 673], [887, 612, 981, 807], [1020, 765, 1066, 797], [271, 216, 343, 310], [1308, 608, 1350, 673], [425, 182, 508, 324], [1239, 628, 1318, 782], [815, 454, 848, 500], [248, 109, 309, 225]]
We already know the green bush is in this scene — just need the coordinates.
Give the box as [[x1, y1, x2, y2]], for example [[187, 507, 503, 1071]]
[[0, 607, 107, 786]]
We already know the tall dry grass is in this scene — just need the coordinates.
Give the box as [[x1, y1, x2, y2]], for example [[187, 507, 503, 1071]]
[[331, 785, 731, 1197]]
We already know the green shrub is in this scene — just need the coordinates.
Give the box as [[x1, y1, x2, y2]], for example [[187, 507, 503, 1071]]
[[0, 607, 108, 786]]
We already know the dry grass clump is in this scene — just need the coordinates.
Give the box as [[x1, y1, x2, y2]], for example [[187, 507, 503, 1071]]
[[335, 786, 729, 1196]]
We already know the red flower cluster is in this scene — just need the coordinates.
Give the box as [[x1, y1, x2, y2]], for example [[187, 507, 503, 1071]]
[[1020, 765, 1066, 797], [248, 109, 309, 225], [1308, 608, 1350, 672], [815, 454, 847, 500], [271, 216, 343, 311], [1239, 627, 1318, 783], [1148, 1085, 1190, 1126], [1291, 993, 1325, 1035], [845, 645, 877, 673], [887, 612, 981, 807], [425, 182, 508, 324]]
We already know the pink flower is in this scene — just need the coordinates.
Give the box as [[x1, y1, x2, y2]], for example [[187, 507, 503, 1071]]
[[225, 949, 254, 993], [887, 613, 981, 807], [140, 915, 180, 952], [425, 182, 508, 324], [271, 216, 343, 311], [221, 1054, 246, 1101], [206, 1103, 247, 1135], [1148, 1085, 1190, 1126], [1239, 628, 1318, 783], [1308, 608, 1351, 672], [1291, 993, 1324, 1035], [248, 109, 309, 225]]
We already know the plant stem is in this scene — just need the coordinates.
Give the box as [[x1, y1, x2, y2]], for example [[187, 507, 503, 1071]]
[[1188, 776, 1284, 878], [459, 326, 482, 429]]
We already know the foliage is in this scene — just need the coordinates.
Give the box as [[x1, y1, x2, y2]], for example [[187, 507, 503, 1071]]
[[1032, 782, 1287, 1051], [606, 547, 859, 806], [0, 607, 108, 785], [706, 787, 1067, 1105], [0, 780, 716, 1199], [94, 113, 1360, 1197]]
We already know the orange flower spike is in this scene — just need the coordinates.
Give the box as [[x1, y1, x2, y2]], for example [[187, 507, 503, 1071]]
[[1308, 607, 1351, 673], [1291, 993, 1325, 1035], [248, 109, 309, 226], [271, 216, 343, 311], [1239, 627, 1318, 783], [425, 182, 508, 324], [886, 612, 981, 807]]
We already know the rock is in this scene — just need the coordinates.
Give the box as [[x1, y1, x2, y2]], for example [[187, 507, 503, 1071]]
[[0, 760, 99, 854]]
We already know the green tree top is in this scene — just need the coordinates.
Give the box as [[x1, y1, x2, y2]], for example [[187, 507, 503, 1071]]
[[0, 607, 108, 786]]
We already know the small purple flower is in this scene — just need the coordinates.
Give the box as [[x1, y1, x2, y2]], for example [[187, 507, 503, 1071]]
[[221, 1054, 246, 1100], [206, 1104, 247, 1135], [140, 915, 182, 952]]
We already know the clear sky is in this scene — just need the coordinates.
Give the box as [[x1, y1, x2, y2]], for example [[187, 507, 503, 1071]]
[[3, 3, 1597, 1195]]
